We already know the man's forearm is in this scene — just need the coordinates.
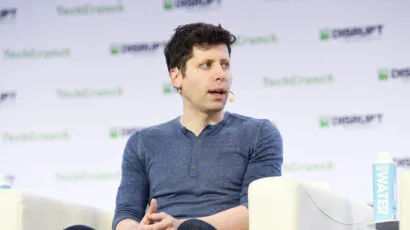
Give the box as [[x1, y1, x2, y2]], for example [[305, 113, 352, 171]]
[[196, 205, 249, 230], [116, 219, 140, 230]]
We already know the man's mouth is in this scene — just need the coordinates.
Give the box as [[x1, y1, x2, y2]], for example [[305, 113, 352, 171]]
[[208, 89, 227, 94]]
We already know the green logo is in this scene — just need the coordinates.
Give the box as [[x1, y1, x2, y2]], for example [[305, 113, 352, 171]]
[[320, 117, 331, 128], [163, 83, 177, 95], [55, 171, 121, 181], [3, 48, 70, 60], [110, 45, 121, 55], [378, 68, 389, 80], [109, 127, 141, 139], [236, 34, 278, 45], [320, 29, 330, 41], [109, 128, 120, 139], [319, 25, 384, 42], [109, 42, 166, 56], [1, 131, 70, 142], [284, 161, 335, 172], [319, 114, 383, 129], [164, 1, 173, 10], [56, 87, 124, 99], [57, 5, 124, 16], [263, 74, 334, 87], [163, 0, 220, 11]]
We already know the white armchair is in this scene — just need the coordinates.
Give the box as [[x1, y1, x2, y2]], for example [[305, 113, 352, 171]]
[[0, 189, 113, 230], [3, 173, 409, 230], [400, 170, 410, 230], [248, 177, 374, 230]]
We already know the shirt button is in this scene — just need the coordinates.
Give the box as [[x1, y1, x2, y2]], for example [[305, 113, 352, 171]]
[[191, 165, 196, 170]]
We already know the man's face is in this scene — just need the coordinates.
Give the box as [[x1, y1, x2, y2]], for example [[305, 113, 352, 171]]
[[171, 44, 232, 113]]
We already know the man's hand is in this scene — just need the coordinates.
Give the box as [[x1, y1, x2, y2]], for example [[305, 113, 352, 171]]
[[116, 199, 158, 230], [140, 199, 158, 225], [145, 212, 182, 230]]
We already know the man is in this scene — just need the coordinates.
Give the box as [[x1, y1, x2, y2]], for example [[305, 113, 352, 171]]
[[113, 22, 283, 230]]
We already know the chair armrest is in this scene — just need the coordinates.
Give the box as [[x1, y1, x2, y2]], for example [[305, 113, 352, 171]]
[[400, 170, 410, 230], [0, 189, 113, 230], [248, 177, 373, 230]]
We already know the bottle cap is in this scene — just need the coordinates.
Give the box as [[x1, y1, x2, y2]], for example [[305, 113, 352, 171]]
[[377, 152, 393, 162]]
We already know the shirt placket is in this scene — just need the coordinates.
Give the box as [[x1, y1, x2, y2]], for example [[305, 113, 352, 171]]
[[190, 139, 202, 178]]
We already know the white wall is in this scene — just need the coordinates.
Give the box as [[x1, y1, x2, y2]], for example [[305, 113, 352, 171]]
[[1, 0, 409, 211]]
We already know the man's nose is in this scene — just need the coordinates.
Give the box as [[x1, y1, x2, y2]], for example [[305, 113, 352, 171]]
[[214, 65, 227, 81]]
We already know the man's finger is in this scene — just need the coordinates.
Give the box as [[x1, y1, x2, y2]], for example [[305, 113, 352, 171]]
[[141, 199, 158, 224], [147, 212, 168, 221], [150, 199, 158, 213], [147, 199, 158, 214], [147, 217, 171, 230]]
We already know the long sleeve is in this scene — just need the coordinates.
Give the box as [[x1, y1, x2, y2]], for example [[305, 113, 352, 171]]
[[240, 120, 283, 208], [112, 131, 149, 230]]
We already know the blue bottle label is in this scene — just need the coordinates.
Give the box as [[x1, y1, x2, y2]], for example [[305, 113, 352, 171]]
[[372, 163, 397, 222]]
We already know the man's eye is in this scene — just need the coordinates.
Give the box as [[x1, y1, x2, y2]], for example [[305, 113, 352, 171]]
[[200, 63, 211, 68], [222, 62, 230, 68]]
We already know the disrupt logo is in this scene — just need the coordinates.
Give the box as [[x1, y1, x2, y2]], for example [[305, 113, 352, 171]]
[[110, 42, 166, 56], [3, 48, 70, 59], [0, 8, 17, 23], [4, 174, 15, 186], [55, 171, 120, 181], [378, 67, 410, 81], [320, 113, 383, 128], [1, 131, 70, 142], [393, 157, 410, 168], [235, 34, 277, 46], [0, 92, 16, 104], [163, 83, 178, 95], [0, 173, 14, 188], [320, 24, 383, 41], [110, 127, 142, 139], [263, 74, 334, 87], [164, 0, 221, 10], [56, 87, 123, 98], [284, 161, 335, 172], [57, 5, 124, 16]]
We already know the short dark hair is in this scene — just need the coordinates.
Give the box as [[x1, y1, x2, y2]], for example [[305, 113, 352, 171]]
[[164, 22, 236, 74]]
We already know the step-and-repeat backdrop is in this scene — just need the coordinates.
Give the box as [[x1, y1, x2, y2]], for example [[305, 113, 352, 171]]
[[1, 0, 409, 212]]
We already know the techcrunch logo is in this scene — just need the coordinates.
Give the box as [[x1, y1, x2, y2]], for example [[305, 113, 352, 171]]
[[320, 113, 383, 128], [163, 0, 221, 10], [57, 5, 124, 16], [284, 161, 335, 172], [55, 171, 120, 181], [263, 74, 334, 87], [110, 127, 142, 139], [320, 24, 383, 42], [3, 48, 70, 60], [378, 67, 410, 81], [235, 34, 277, 46], [56, 87, 123, 98], [1, 131, 70, 142], [110, 42, 166, 56]]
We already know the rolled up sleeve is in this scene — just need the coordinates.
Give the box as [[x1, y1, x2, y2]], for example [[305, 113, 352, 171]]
[[112, 131, 149, 230], [240, 120, 283, 208]]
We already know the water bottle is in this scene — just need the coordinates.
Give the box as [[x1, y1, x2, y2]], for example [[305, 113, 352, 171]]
[[372, 152, 397, 222]]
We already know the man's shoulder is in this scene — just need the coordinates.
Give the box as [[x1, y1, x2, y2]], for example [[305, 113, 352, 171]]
[[228, 112, 278, 131], [128, 117, 178, 140]]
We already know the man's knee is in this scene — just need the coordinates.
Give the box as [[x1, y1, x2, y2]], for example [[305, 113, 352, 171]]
[[63, 225, 95, 230], [178, 219, 216, 230]]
